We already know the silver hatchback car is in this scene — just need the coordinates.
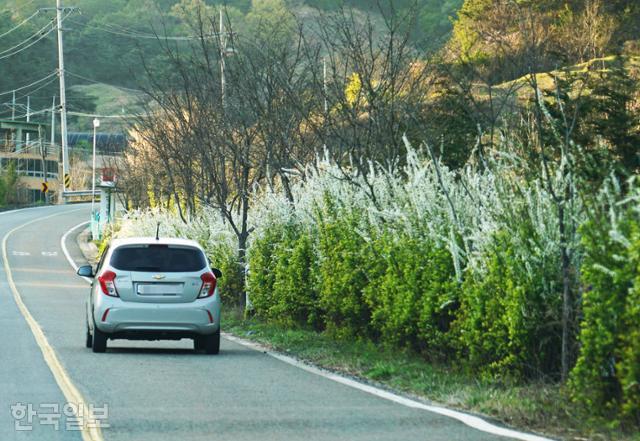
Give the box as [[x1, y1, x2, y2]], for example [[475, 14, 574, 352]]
[[77, 237, 222, 354]]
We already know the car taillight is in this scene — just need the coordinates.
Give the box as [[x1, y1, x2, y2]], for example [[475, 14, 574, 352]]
[[198, 272, 217, 298], [98, 270, 119, 297]]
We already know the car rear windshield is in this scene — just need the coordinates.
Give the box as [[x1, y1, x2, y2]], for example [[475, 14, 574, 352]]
[[110, 245, 207, 272]]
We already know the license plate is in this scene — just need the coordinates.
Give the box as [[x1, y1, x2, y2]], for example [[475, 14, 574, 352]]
[[137, 283, 182, 295]]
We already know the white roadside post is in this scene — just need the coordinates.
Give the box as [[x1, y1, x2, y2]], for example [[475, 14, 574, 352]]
[[91, 118, 100, 228]]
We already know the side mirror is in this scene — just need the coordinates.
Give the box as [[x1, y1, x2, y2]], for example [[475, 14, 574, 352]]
[[77, 265, 94, 278], [212, 268, 223, 279]]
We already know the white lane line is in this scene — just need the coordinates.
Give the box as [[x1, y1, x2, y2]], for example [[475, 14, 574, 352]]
[[18, 282, 88, 289], [0, 205, 52, 217], [3, 209, 103, 441], [61, 223, 555, 441], [222, 334, 555, 441], [42, 251, 59, 257], [12, 267, 72, 274], [61, 221, 91, 283], [12, 251, 31, 256]]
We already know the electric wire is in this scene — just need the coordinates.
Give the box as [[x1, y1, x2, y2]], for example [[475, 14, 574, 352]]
[[0, 11, 40, 39], [0, 11, 72, 61], [67, 111, 144, 119], [67, 18, 215, 41], [65, 70, 146, 95], [0, 17, 55, 57], [0, 71, 58, 97], [14, 75, 59, 100], [0, 0, 37, 17]]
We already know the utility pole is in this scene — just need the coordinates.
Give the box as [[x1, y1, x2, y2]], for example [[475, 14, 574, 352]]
[[56, 0, 70, 194], [91, 118, 99, 219], [50, 95, 56, 147], [39, 126, 48, 204], [11, 90, 15, 121], [26, 96, 30, 145]]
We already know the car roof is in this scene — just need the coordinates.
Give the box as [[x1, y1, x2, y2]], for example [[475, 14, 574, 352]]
[[109, 237, 205, 250]]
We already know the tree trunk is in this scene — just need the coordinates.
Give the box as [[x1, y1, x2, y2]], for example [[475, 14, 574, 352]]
[[559, 204, 572, 382], [237, 231, 248, 311]]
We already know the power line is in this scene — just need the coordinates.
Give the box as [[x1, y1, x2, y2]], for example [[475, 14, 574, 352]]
[[0, 71, 58, 97], [0, 17, 58, 61], [0, 16, 54, 55], [6, 107, 50, 120], [68, 18, 216, 41], [65, 70, 146, 95], [67, 110, 144, 119], [14, 75, 59, 100], [0, 11, 40, 40], [0, 0, 37, 17]]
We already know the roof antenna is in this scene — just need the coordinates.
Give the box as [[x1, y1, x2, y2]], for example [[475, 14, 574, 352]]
[[155, 222, 160, 241]]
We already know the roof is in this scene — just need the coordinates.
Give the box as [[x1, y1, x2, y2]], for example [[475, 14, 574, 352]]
[[0, 119, 50, 129], [109, 237, 205, 250]]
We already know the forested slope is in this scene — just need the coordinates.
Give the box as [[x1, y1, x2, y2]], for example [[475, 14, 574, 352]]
[[0, 0, 462, 129]]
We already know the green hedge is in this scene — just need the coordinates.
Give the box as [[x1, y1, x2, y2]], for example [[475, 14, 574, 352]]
[[316, 205, 376, 337], [570, 209, 640, 426], [248, 221, 321, 327], [364, 233, 459, 357], [208, 243, 244, 307], [455, 231, 562, 380], [244, 191, 639, 427]]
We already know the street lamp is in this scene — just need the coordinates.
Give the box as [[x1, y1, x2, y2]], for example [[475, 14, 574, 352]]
[[91, 118, 100, 219]]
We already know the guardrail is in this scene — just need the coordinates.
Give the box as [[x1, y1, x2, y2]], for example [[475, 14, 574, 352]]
[[62, 190, 101, 201]]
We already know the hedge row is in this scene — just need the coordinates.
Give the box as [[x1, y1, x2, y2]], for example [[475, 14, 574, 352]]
[[117, 165, 640, 427], [244, 184, 639, 427], [570, 206, 640, 425], [247, 192, 563, 379]]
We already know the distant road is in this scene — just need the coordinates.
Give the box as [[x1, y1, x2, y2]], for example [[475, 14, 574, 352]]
[[0, 204, 542, 441]]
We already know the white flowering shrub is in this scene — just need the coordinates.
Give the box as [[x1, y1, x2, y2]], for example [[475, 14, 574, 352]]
[[116, 138, 640, 421], [117, 142, 587, 377], [570, 178, 640, 423], [244, 143, 588, 373], [116, 206, 240, 304]]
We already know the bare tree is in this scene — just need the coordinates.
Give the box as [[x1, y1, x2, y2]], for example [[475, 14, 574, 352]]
[[123, 6, 314, 307], [297, 3, 435, 206]]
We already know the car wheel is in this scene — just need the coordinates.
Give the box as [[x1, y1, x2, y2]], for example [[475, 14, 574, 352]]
[[92, 327, 107, 353], [85, 322, 93, 348], [193, 337, 204, 352], [203, 328, 220, 355]]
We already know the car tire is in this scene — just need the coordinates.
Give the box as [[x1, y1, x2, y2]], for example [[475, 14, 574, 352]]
[[203, 328, 220, 355], [194, 337, 204, 352], [85, 322, 93, 348], [92, 327, 107, 353]]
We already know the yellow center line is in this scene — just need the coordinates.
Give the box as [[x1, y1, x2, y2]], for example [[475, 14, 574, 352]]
[[2, 208, 103, 441]]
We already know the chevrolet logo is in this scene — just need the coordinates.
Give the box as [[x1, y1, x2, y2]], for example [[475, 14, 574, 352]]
[[152, 274, 166, 280]]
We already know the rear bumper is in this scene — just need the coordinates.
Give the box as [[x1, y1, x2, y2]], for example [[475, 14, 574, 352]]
[[93, 290, 221, 337]]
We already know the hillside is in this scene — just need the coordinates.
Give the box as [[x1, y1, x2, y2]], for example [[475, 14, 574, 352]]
[[449, 0, 640, 83], [0, 0, 462, 132]]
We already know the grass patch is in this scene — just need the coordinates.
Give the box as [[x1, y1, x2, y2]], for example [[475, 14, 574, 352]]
[[223, 308, 640, 441], [69, 83, 145, 132]]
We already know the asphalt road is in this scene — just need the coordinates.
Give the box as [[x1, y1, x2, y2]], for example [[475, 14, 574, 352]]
[[0, 204, 537, 441]]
